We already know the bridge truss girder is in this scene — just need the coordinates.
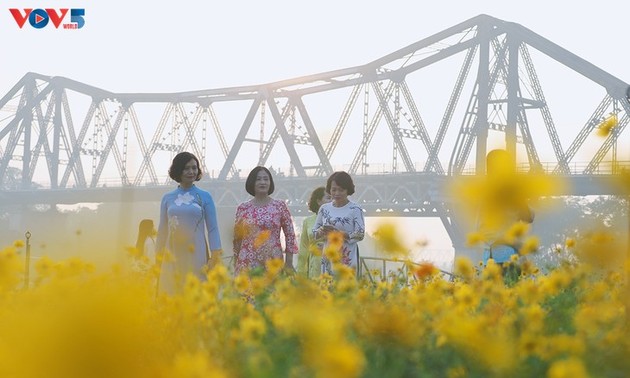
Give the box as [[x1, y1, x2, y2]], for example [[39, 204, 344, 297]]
[[0, 15, 628, 225]]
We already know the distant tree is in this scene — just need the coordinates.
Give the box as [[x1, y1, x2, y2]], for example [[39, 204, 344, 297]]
[[1, 167, 22, 190], [531, 195, 628, 269]]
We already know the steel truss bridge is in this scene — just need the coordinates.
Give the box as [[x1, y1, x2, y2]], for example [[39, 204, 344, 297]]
[[1, 14, 629, 249]]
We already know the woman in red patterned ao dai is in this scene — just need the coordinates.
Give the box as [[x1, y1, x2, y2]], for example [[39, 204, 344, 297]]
[[233, 166, 298, 275]]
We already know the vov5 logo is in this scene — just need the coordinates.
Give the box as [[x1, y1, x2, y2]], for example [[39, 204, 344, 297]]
[[9, 8, 85, 29]]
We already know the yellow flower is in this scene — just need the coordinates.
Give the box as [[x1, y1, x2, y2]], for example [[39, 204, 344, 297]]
[[234, 273, 250, 293], [545, 335, 586, 358], [447, 366, 467, 378], [521, 304, 545, 333], [234, 220, 252, 239], [519, 236, 539, 256], [324, 245, 341, 263], [13, 240, 24, 248], [355, 302, 421, 347], [520, 259, 539, 276], [504, 221, 529, 244], [573, 229, 624, 270], [34, 255, 55, 279], [311, 342, 365, 378], [481, 260, 502, 282], [206, 264, 230, 286], [437, 313, 516, 373], [169, 351, 228, 378], [454, 257, 474, 281], [547, 357, 589, 378], [254, 230, 271, 249], [413, 262, 439, 280], [540, 269, 572, 296], [327, 230, 345, 249], [157, 250, 175, 264], [265, 257, 284, 276], [125, 246, 143, 259], [308, 243, 322, 257], [250, 276, 268, 295], [453, 283, 478, 308], [0, 247, 23, 290], [466, 232, 485, 247], [518, 333, 542, 358], [335, 264, 356, 281], [373, 222, 408, 256], [239, 314, 267, 343], [565, 237, 575, 249]]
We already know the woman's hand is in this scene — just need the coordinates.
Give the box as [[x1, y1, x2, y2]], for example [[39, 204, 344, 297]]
[[283, 252, 296, 275], [319, 225, 336, 235], [208, 249, 223, 270], [283, 261, 296, 276]]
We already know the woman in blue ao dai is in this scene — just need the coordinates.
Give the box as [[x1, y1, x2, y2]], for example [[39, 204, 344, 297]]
[[156, 152, 222, 294]]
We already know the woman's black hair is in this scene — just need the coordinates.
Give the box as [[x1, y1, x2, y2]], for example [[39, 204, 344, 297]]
[[135, 219, 154, 253], [245, 166, 275, 196], [308, 186, 326, 213], [326, 171, 355, 196], [168, 152, 202, 182]]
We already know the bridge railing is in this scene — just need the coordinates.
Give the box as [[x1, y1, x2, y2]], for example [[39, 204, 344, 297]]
[[358, 256, 455, 284], [24, 159, 630, 190], [459, 161, 630, 175], [219, 254, 456, 284]]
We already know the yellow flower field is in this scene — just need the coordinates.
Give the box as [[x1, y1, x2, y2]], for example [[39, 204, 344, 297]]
[[0, 234, 628, 378]]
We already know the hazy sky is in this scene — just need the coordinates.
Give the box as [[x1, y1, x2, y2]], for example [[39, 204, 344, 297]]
[[2, 1, 628, 94]]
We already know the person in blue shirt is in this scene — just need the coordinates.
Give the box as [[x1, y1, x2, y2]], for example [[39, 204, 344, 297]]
[[156, 152, 222, 294], [477, 149, 534, 280]]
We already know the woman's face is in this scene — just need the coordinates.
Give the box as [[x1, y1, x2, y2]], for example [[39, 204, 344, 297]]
[[329, 181, 348, 205], [180, 159, 198, 186], [254, 170, 270, 196]]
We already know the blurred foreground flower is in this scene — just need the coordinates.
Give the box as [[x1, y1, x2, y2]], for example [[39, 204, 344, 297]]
[[372, 222, 408, 257], [596, 114, 618, 137], [0, 230, 627, 378], [253, 230, 271, 249], [413, 262, 440, 281], [0, 247, 23, 290]]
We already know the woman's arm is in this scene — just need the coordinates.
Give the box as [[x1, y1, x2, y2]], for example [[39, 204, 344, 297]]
[[297, 218, 311, 274], [279, 201, 298, 259], [233, 204, 245, 258], [347, 205, 366, 244], [203, 192, 222, 249], [312, 206, 327, 240], [203, 192, 223, 267], [155, 195, 169, 253]]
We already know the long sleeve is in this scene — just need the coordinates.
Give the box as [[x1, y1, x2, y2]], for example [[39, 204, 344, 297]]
[[312, 207, 324, 239], [297, 217, 311, 274], [155, 195, 169, 252], [347, 204, 365, 245], [280, 201, 298, 254], [233, 204, 245, 257], [203, 192, 222, 251]]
